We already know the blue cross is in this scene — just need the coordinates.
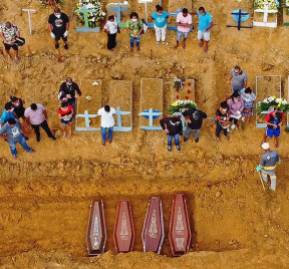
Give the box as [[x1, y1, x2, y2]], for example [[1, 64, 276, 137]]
[[75, 110, 99, 131], [114, 107, 132, 132], [139, 108, 162, 131]]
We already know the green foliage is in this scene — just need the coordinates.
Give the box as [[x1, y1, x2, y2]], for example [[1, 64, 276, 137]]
[[168, 100, 197, 114]]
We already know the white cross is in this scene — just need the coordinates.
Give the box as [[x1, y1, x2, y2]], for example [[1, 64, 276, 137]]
[[22, 9, 37, 35], [138, 0, 153, 22], [253, 2, 278, 28]]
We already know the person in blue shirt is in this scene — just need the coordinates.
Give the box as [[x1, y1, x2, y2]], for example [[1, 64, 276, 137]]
[[0, 118, 33, 158], [151, 5, 169, 44], [196, 7, 213, 52], [0, 102, 16, 127]]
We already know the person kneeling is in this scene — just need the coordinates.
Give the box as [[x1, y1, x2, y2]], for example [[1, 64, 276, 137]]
[[160, 115, 182, 151]]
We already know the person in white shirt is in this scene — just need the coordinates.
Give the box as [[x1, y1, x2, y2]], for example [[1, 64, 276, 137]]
[[97, 105, 116, 145], [104, 15, 119, 50]]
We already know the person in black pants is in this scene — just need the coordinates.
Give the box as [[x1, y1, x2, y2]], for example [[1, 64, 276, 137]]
[[48, 7, 69, 49], [104, 15, 119, 50], [24, 103, 56, 142]]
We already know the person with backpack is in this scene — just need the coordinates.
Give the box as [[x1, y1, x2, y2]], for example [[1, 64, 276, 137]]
[[160, 115, 182, 151], [48, 7, 70, 49], [0, 21, 25, 62], [124, 12, 144, 52], [0, 118, 33, 159]]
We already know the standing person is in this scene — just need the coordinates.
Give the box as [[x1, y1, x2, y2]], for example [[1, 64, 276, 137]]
[[229, 65, 248, 93], [182, 108, 207, 143], [151, 5, 169, 44], [196, 7, 213, 52], [124, 12, 144, 52], [104, 15, 119, 50], [215, 101, 230, 140], [10, 96, 25, 120], [0, 118, 33, 159], [0, 102, 16, 126], [0, 21, 24, 62], [58, 101, 74, 138], [227, 92, 244, 130], [160, 115, 182, 151], [175, 8, 192, 49], [58, 77, 82, 115], [263, 108, 283, 148], [240, 87, 256, 124], [48, 7, 69, 49], [97, 105, 116, 145], [24, 103, 56, 142], [256, 143, 280, 192]]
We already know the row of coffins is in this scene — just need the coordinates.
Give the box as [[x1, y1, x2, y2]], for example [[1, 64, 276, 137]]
[[87, 194, 192, 256]]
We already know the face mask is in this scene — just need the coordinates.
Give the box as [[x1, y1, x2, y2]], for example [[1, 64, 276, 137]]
[[131, 18, 137, 22], [55, 13, 61, 18]]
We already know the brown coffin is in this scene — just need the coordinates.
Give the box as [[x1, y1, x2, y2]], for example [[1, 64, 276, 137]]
[[142, 196, 165, 254], [86, 200, 107, 256], [113, 200, 135, 253], [169, 194, 192, 256]]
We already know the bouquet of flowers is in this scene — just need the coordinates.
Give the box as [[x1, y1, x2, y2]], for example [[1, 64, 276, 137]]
[[168, 100, 197, 114], [254, 0, 279, 10], [256, 96, 289, 114], [75, 0, 106, 28], [38, 0, 63, 5]]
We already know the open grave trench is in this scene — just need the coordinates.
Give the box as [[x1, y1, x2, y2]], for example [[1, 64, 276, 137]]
[[0, 156, 289, 259]]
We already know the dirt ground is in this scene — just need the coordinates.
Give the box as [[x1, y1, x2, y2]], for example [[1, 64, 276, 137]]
[[0, 0, 289, 268]]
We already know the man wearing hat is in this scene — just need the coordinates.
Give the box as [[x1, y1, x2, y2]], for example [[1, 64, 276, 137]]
[[256, 142, 280, 191]]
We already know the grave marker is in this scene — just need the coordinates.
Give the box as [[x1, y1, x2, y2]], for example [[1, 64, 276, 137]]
[[108, 80, 133, 132], [139, 78, 163, 131], [22, 9, 37, 35]]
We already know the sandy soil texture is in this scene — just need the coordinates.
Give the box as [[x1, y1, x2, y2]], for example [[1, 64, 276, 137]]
[[0, 0, 289, 268]]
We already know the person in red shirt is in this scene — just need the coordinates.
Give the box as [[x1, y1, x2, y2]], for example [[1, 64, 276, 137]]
[[58, 101, 74, 138], [264, 108, 283, 148]]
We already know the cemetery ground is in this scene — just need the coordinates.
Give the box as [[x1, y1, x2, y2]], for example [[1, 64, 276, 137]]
[[0, 0, 289, 268]]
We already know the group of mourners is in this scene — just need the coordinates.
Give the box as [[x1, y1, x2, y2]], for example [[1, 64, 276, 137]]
[[0, 5, 213, 62], [104, 5, 213, 52], [160, 65, 253, 151]]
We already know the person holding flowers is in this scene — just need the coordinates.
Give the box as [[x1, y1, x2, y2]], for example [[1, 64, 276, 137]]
[[227, 91, 244, 130]]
